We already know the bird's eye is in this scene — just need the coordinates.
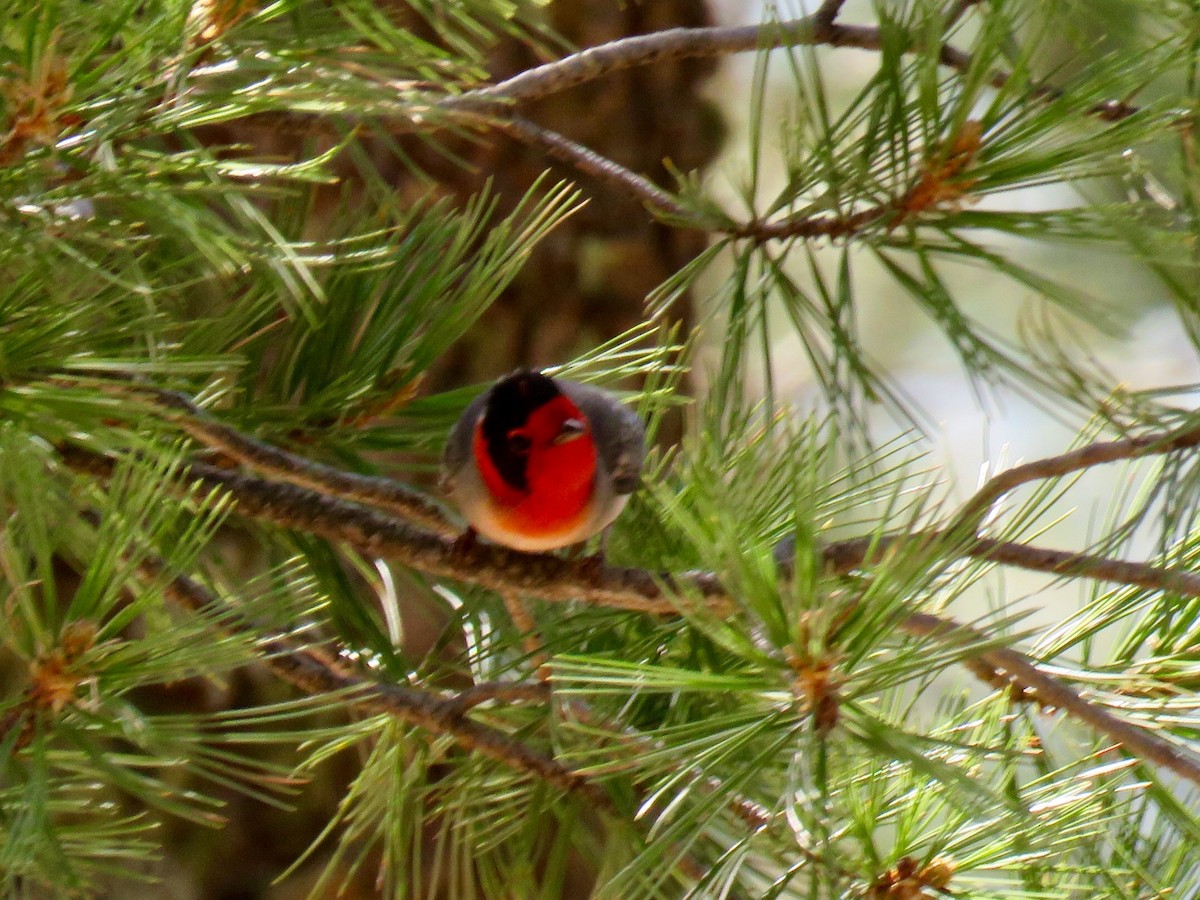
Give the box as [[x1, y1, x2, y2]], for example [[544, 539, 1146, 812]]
[[508, 432, 532, 455]]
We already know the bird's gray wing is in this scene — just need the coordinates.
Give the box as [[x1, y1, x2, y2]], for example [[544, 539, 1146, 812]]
[[442, 389, 489, 485]]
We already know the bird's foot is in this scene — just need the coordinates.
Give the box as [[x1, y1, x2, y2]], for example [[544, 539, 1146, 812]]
[[450, 527, 478, 558], [565, 543, 606, 580]]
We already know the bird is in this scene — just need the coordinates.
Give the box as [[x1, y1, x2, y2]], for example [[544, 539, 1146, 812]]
[[442, 370, 646, 552]]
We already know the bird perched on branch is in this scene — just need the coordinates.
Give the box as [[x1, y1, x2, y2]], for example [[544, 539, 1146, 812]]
[[443, 370, 645, 552]]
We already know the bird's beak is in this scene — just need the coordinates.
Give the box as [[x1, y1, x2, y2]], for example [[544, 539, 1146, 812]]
[[553, 418, 587, 445]]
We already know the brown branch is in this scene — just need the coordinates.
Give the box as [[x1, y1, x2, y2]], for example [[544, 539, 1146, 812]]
[[903, 611, 1200, 786], [943, 0, 986, 31], [494, 116, 691, 218], [142, 556, 726, 883], [160, 8, 1146, 252], [62, 442, 1200, 615], [448, 18, 826, 111], [145, 557, 610, 808], [948, 423, 1200, 535], [63, 436, 1200, 617], [60, 437, 1200, 789], [59, 444, 727, 616], [476, 13, 1140, 238], [733, 202, 893, 244], [445, 15, 1141, 124], [821, 531, 1200, 598], [441, 680, 551, 716], [140, 387, 457, 536], [814, 0, 849, 27], [968, 538, 1200, 596], [169, 12, 1143, 244]]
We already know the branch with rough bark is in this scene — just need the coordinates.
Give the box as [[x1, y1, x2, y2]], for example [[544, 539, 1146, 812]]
[[442, 12, 1139, 123], [185, 4, 1150, 244], [135, 550, 778, 884], [139, 555, 608, 806], [55, 399, 1200, 790], [450, 5, 1145, 240]]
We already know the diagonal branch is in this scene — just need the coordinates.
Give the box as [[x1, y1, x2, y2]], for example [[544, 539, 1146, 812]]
[[139, 387, 457, 536], [444, 14, 1141, 123], [947, 423, 1200, 535], [493, 113, 897, 240], [903, 611, 1200, 783], [815, 0, 849, 26], [493, 115, 691, 218], [143, 556, 611, 808], [60, 427, 1200, 789], [822, 531, 1200, 597], [943, 0, 986, 31]]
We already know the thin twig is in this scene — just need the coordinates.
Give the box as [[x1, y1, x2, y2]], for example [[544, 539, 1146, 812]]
[[968, 537, 1200, 596], [943, 0, 986, 31], [733, 202, 893, 243], [447, 18, 825, 111], [948, 423, 1200, 535], [821, 531, 1200, 598], [495, 116, 690, 218], [814, 0, 849, 27]]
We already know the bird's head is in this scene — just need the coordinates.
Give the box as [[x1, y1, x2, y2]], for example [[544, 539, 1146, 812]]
[[472, 371, 597, 505]]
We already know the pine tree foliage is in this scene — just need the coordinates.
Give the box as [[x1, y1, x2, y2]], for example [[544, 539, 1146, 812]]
[[2, 0, 1200, 896]]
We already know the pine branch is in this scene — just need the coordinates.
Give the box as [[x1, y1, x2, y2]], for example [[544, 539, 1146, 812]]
[[138, 554, 745, 885], [59, 424, 1200, 613], [168, 7, 1147, 243], [493, 115, 691, 219], [439, 7, 1143, 237], [559, 699, 850, 881], [60, 444, 718, 614], [902, 611, 1200, 784], [820, 532, 1200, 596], [497, 116, 907, 241], [734, 201, 894, 243], [142, 556, 613, 809], [444, 12, 1142, 123], [814, 0, 849, 27], [943, 0, 986, 31], [440, 679, 551, 716], [189, 6, 1147, 236], [138, 386, 457, 536], [947, 423, 1200, 535], [58, 427, 1200, 790]]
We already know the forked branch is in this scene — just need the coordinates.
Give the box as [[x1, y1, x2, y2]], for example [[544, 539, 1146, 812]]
[[57, 402, 1200, 789]]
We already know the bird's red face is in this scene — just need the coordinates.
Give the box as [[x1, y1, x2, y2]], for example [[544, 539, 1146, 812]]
[[471, 374, 598, 541]]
